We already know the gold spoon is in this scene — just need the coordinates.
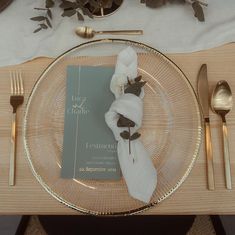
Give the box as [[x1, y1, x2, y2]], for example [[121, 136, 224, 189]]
[[211, 80, 233, 189], [75, 26, 143, 39]]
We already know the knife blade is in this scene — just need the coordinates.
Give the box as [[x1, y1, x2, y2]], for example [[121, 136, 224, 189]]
[[197, 64, 215, 190]]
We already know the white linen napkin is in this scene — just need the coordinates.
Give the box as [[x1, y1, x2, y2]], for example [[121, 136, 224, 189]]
[[105, 47, 157, 203]]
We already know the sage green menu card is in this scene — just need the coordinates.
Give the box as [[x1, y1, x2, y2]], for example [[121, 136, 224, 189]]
[[61, 66, 121, 180]]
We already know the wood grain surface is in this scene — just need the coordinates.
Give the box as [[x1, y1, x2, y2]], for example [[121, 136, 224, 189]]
[[0, 43, 235, 215]]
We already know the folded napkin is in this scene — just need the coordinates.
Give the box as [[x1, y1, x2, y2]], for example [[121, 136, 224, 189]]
[[110, 46, 138, 99], [105, 47, 157, 203]]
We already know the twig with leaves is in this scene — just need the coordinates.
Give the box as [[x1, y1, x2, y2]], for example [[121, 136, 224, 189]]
[[31, 0, 122, 33], [31, 0, 208, 33], [30, 0, 54, 33], [118, 75, 146, 162], [141, 0, 207, 22]]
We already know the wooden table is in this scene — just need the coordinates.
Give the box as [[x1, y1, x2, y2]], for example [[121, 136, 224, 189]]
[[0, 43, 235, 215]]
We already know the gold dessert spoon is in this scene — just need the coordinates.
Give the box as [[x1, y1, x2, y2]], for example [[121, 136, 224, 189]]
[[75, 26, 143, 39], [211, 80, 233, 189]]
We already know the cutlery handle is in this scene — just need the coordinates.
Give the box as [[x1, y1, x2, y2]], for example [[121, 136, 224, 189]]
[[205, 120, 215, 190], [222, 121, 232, 189], [9, 112, 16, 186], [96, 30, 143, 35]]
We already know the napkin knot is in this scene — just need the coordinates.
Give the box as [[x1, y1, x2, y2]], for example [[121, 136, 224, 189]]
[[105, 47, 157, 203]]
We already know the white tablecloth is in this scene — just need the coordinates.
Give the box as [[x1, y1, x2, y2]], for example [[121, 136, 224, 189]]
[[0, 0, 235, 67]]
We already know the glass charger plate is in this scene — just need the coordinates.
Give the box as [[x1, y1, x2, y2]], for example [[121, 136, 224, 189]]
[[23, 39, 202, 215]]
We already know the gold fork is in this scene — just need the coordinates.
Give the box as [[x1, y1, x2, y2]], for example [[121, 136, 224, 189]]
[[9, 71, 24, 186]]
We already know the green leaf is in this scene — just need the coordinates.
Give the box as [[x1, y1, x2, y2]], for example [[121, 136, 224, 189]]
[[30, 16, 46, 21], [34, 8, 47, 11], [46, 0, 55, 8], [33, 27, 42, 33], [47, 9, 52, 19], [88, 0, 100, 8], [82, 7, 93, 18], [124, 76, 147, 96], [45, 17, 52, 28], [117, 115, 135, 127], [77, 11, 84, 21], [124, 81, 146, 96], [145, 0, 166, 8], [40, 23, 48, 29], [135, 75, 142, 82], [78, 0, 89, 5], [140, 81, 147, 87], [192, 1, 205, 22], [130, 132, 141, 141], [124, 83, 139, 96], [62, 9, 77, 17], [60, 1, 76, 9], [120, 131, 130, 140]]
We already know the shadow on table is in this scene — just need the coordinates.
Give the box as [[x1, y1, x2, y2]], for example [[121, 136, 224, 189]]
[[0, 215, 231, 235], [38, 215, 195, 235]]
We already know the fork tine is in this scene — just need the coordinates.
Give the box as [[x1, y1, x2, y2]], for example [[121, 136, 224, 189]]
[[10, 72, 13, 94], [14, 72, 17, 95], [19, 71, 23, 95], [13, 72, 16, 95], [16, 72, 20, 95], [10, 71, 24, 95]]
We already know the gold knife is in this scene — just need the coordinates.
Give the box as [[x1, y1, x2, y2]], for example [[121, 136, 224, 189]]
[[197, 64, 215, 190]]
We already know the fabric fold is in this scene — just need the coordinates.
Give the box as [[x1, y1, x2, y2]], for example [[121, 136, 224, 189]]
[[105, 47, 157, 203]]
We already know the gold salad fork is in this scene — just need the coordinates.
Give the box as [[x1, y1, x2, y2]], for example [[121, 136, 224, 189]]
[[9, 71, 24, 186]]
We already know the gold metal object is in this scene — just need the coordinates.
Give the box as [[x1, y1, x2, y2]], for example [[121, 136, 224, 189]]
[[75, 26, 143, 39], [9, 71, 24, 186], [197, 64, 215, 190], [23, 39, 202, 216], [211, 80, 233, 189]]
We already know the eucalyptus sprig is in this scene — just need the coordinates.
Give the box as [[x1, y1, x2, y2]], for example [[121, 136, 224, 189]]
[[31, 0, 207, 33], [118, 76, 146, 160], [31, 0, 123, 33], [30, 0, 54, 33], [141, 0, 207, 22]]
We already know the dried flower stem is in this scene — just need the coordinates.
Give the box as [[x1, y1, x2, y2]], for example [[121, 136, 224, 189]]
[[128, 126, 131, 155]]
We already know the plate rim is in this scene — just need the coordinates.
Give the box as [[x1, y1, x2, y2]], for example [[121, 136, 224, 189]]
[[23, 38, 203, 216]]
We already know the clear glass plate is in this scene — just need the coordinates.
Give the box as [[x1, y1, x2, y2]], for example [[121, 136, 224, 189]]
[[23, 39, 202, 215]]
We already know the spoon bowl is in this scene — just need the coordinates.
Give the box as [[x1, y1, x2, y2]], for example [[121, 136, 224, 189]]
[[211, 80, 233, 116], [211, 80, 233, 189], [75, 26, 95, 39]]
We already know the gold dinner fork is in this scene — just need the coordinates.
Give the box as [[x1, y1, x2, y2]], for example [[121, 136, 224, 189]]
[[9, 71, 24, 186]]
